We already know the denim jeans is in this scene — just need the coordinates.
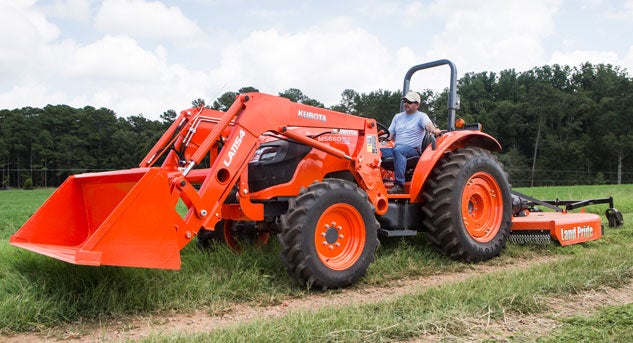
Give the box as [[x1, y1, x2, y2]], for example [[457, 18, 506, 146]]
[[380, 145, 420, 185]]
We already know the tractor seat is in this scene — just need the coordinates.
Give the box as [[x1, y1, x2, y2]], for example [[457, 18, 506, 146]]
[[381, 154, 419, 170], [381, 134, 434, 170]]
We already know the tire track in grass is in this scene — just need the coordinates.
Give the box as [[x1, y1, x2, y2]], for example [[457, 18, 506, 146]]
[[2, 255, 562, 342]]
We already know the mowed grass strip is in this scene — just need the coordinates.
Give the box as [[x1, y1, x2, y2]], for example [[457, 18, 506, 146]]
[[0, 184, 631, 335], [139, 240, 633, 342]]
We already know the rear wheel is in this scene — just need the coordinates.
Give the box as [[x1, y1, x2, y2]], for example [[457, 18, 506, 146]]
[[279, 179, 379, 290], [421, 147, 511, 262]]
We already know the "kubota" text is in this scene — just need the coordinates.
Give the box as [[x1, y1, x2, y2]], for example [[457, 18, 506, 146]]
[[298, 110, 327, 122]]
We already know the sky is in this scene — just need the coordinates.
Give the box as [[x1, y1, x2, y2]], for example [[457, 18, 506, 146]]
[[1, 0, 632, 121]]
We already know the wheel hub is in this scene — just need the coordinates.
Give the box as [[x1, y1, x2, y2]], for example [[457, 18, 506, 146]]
[[320, 222, 344, 250], [324, 224, 340, 244]]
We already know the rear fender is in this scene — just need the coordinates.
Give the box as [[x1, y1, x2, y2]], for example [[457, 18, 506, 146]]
[[408, 131, 502, 202]]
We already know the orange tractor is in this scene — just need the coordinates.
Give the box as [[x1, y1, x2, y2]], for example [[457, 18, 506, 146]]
[[10, 60, 622, 289]]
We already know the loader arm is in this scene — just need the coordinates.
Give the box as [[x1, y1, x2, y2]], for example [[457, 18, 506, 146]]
[[167, 93, 388, 248]]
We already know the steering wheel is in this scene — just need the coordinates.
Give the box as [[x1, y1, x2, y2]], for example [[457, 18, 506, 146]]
[[377, 122, 390, 142]]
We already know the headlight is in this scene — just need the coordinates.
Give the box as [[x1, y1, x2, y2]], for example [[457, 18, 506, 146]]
[[251, 146, 280, 163]]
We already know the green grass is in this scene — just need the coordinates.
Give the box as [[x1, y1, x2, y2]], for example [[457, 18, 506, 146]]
[[0, 188, 54, 240], [0, 184, 631, 338], [539, 304, 633, 343], [140, 241, 633, 342]]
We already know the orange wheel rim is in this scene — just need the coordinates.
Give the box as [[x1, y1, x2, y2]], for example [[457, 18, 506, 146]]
[[257, 232, 271, 246], [314, 203, 366, 271], [223, 221, 270, 251], [222, 220, 240, 251], [461, 171, 503, 242]]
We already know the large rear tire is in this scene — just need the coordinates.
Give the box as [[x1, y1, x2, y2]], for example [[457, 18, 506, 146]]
[[279, 179, 379, 290], [421, 147, 511, 262]]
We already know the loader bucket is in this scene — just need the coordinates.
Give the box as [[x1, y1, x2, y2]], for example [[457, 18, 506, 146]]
[[10, 168, 184, 269]]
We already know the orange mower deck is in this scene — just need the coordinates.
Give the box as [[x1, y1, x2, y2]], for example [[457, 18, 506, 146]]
[[511, 211, 602, 245]]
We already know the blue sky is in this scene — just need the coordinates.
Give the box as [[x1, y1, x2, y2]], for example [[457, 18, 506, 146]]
[[1, 0, 632, 120]]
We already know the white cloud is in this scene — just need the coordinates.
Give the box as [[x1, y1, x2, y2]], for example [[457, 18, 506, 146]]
[[0, 1, 60, 65], [0, 0, 210, 118], [604, 0, 633, 20], [355, 0, 400, 18], [1, 0, 630, 121], [65, 35, 167, 81], [422, 0, 562, 73], [59, 60, 211, 118], [209, 18, 395, 106], [403, 1, 426, 24], [627, 0, 633, 14], [94, 0, 202, 40], [0, 84, 67, 109], [550, 49, 633, 72], [56, 34, 213, 116], [44, 0, 93, 22]]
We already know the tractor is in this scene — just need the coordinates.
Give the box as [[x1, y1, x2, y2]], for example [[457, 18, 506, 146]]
[[10, 59, 622, 289]]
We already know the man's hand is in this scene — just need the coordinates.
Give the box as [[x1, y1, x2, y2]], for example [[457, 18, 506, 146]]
[[426, 122, 441, 136]]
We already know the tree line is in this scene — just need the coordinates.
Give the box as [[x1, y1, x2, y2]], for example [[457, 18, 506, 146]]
[[1, 62, 631, 189]]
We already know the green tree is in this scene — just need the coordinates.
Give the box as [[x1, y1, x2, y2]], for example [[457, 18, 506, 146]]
[[191, 98, 206, 108], [211, 87, 260, 111], [212, 92, 237, 111], [579, 63, 633, 184], [278, 88, 324, 108], [161, 110, 177, 126], [330, 89, 359, 113], [353, 89, 402, 124]]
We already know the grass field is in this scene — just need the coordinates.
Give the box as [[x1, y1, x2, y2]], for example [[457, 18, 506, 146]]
[[0, 184, 632, 341]]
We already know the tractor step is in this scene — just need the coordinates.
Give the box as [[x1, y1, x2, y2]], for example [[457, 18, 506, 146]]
[[378, 229, 418, 237]]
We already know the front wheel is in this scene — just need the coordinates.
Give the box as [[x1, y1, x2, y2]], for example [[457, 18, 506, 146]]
[[421, 147, 511, 262], [279, 179, 379, 290]]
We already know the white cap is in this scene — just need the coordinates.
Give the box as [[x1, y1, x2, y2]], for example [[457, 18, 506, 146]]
[[402, 91, 421, 103]]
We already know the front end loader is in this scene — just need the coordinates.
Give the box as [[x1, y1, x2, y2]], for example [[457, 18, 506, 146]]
[[10, 59, 622, 290], [11, 93, 388, 289]]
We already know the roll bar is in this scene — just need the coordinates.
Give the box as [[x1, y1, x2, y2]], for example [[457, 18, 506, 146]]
[[401, 59, 458, 132]]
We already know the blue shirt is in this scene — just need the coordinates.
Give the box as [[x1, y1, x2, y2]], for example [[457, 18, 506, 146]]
[[388, 111, 431, 149]]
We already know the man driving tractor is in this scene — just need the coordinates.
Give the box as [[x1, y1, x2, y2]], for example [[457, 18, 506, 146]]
[[381, 90, 441, 194]]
